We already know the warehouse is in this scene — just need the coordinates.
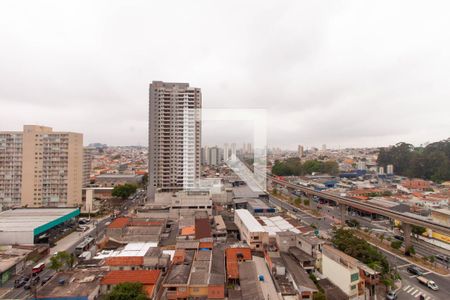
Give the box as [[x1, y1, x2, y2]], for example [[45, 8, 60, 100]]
[[0, 208, 80, 244]]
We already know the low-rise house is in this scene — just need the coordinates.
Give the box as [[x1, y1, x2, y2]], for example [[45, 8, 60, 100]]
[[225, 247, 252, 282], [280, 252, 318, 300], [101, 269, 162, 299], [105, 217, 165, 243]]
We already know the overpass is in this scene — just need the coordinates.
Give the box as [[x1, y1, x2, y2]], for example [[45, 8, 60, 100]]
[[264, 174, 450, 249]]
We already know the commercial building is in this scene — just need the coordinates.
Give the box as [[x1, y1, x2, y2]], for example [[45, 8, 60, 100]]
[[148, 81, 202, 201], [0, 208, 80, 244], [0, 125, 83, 208], [234, 209, 269, 250]]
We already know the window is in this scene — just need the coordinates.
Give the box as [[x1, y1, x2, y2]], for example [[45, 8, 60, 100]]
[[351, 285, 357, 290], [351, 273, 359, 282]]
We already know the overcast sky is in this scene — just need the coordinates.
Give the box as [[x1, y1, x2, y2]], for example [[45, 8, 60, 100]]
[[1, 0, 449, 149]]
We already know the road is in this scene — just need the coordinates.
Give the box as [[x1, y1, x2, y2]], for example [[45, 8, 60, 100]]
[[2, 190, 146, 299], [380, 249, 450, 300]]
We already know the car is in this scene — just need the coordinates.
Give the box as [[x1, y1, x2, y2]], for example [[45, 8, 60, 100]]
[[345, 219, 359, 228], [41, 275, 53, 286], [435, 254, 449, 263], [386, 290, 397, 300], [394, 235, 404, 241], [23, 276, 39, 290], [407, 265, 424, 276], [14, 277, 29, 288]]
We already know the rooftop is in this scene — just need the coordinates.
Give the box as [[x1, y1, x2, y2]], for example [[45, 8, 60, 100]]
[[0, 208, 79, 235], [105, 256, 143, 266], [239, 261, 264, 300], [280, 252, 317, 291], [101, 269, 161, 285], [38, 270, 105, 298], [225, 247, 252, 279], [235, 209, 265, 232]]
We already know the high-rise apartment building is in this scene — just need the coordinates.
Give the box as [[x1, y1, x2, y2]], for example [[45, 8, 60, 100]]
[[223, 143, 229, 162], [148, 81, 202, 200], [83, 147, 95, 187], [0, 125, 83, 208]]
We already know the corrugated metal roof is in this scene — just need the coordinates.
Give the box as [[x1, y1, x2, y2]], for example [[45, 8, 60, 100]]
[[235, 209, 265, 232]]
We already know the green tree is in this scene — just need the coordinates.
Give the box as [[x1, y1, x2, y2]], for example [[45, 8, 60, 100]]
[[377, 139, 450, 182], [104, 282, 148, 300], [405, 246, 416, 256], [49, 251, 76, 271], [303, 199, 310, 206], [313, 291, 326, 300], [49, 256, 63, 271], [390, 240, 402, 250], [112, 184, 138, 200], [412, 226, 426, 240]]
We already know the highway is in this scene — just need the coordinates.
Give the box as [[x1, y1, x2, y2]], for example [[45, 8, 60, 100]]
[[267, 175, 450, 235]]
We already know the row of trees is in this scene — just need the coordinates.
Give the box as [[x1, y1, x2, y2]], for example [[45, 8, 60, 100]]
[[377, 140, 450, 183], [272, 158, 339, 176]]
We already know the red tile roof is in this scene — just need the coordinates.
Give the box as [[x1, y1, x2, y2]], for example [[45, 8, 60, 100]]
[[101, 270, 161, 285], [108, 217, 129, 229], [195, 218, 212, 239], [199, 241, 213, 249], [105, 256, 143, 266], [225, 247, 252, 279]]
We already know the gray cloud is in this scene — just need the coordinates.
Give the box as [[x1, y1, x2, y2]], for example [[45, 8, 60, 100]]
[[0, 0, 449, 149]]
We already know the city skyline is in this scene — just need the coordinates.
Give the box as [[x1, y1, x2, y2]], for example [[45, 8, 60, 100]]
[[1, 1, 450, 149]]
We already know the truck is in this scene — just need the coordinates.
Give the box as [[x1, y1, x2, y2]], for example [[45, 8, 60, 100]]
[[417, 276, 439, 290]]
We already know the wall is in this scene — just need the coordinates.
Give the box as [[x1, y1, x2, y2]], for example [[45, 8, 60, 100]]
[[0, 231, 34, 245], [322, 254, 359, 298]]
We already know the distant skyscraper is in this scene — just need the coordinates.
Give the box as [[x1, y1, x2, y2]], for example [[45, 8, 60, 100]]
[[322, 144, 327, 152], [297, 145, 304, 158], [148, 81, 201, 200], [209, 146, 220, 166], [231, 143, 237, 159], [378, 166, 385, 175], [223, 143, 229, 162], [0, 125, 83, 208]]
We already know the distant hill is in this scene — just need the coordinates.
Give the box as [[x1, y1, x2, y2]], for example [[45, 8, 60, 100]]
[[377, 138, 450, 183]]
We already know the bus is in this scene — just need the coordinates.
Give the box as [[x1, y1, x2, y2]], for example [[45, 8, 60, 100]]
[[74, 237, 95, 255], [32, 262, 45, 275]]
